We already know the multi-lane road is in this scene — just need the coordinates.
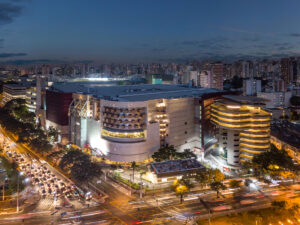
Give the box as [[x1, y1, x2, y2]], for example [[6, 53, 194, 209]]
[[1, 181, 299, 225], [0, 126, 299, 225]]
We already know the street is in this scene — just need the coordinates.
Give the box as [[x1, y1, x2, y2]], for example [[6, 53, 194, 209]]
[[1, 126, 300, 225]]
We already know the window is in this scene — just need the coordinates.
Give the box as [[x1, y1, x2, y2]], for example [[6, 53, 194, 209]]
[[185, 131, 187, 134], [234, 161, 239, 163], [234, 144, 239, 147], [234, 139, 239, 142], [234, 134, 239, 136], [223, 142, 227, 145], [234, 155, 239, 158], [234, 150, 239, 152], [185, 122, 187, 125], [223, 133, 227, 136]]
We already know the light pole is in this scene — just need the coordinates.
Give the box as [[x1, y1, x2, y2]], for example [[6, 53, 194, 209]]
[[3, 177, 7, 201], [17, 171, 24, 213]]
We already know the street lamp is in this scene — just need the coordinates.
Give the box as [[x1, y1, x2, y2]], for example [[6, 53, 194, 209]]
[[17, 171, 24, 213]]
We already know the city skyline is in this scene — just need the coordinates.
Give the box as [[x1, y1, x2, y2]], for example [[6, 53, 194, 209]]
[[1, 0, 300, 64]]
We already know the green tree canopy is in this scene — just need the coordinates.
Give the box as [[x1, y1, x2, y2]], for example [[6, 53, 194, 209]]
[[210, 181, 226, 198], [253, 144, 295, 171], [229, 179, 241, 189], [290, 96, 300, 106], [152, 146, 196, 162], [59, 149, 102, 182]]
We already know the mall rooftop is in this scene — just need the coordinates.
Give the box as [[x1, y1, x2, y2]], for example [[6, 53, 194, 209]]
[[50, 84, 223, 102]]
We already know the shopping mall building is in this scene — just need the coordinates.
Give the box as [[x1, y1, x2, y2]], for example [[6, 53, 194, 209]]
[[46, 84, 225, 162]]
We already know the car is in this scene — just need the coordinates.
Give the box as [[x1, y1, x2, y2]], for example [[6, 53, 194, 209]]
[[240, 199, 256, 205]]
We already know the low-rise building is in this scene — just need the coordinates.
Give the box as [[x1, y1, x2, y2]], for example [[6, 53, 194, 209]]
[[1, 84, 27, 106], [257, 91, 292, 108], [270, 119, 300, 162], [147, 158, 205, 183]]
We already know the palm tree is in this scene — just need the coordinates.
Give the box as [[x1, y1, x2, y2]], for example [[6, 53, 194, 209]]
[[131, 161, 136, 183]]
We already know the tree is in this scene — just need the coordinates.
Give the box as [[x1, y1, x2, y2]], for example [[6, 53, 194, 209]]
[[172, 179, 190, 204], [178, 149, 197, 159], [290, 96, 300, 106], [152, 145, 178, 162], [231, 76, 243, 89], [48, 126, 59, 142], [152, 146, 197, 162], [195, 170, 210, 189], [241, 160, 253, 174], [212, 169, 225, 182], [210, 181, 226, 198], [229, 180, 241, 189], [59, 149, 102, 182], [290, 111, 299, 121], [131, 161, 136, 183], [252, 144, 297, 179]]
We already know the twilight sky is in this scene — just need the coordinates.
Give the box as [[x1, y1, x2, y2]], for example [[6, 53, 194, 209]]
[[1, 0, 300, 63]]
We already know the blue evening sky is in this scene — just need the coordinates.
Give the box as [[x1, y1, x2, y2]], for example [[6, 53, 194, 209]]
[[1, 0, 300, 63]]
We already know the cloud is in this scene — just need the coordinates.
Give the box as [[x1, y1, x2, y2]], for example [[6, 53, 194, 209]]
[[0, 59, 64, 65], [0, 52, 27, 58], [10, 0, 31, 2], [179, 37, 231, 51], [241, 36, 261, 42], [277, 46, 293, 51], [289, 33, 300, 37], [181, 41, 200, 46], [221, 26, 262, 35], [0, 3, 22, 25], [152, 47, 166, 52], [73, 60, 94, 64]]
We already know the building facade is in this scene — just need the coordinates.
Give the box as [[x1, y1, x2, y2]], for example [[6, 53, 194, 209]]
[[1, 84, 27, 106], [25, 86, 37, 112], [64, 84, 224, 162], [257, 91, 292, 108], [45, 90, 73, 144], [200, 70, 212, 88], [211, 63, 224, 90], [243, 78, 261, 96], [210, 95, 271, 167]]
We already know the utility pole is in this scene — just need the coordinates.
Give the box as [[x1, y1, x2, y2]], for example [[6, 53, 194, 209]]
[[2, 180, 4, 201], [17, 173, 20, 212], [17, 172, 23, 213]]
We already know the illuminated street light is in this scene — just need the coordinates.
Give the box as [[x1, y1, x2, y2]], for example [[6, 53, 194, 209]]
[[17, 171, 24, 212]]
